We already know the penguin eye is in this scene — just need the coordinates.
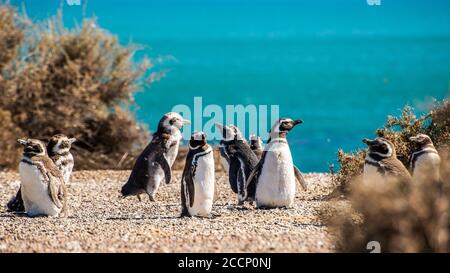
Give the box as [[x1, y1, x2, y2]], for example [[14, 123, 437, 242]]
[[169, 118, 175, 125]]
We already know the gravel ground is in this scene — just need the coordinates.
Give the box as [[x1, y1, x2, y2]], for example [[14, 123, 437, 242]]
[[0, 170, 348, 253]]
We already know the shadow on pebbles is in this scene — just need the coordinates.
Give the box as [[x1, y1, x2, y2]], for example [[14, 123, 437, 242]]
[[0, 170, 348, 252]]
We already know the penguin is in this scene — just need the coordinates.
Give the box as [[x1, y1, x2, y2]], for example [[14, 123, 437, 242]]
[[409, 134, 441, 184], [16, 139, 67, 217], [215, 123, 258, 204], [7, 134, 76, 213], [181, 132, 215, 217], [362, 137, 412, 184], [47, 134, 76, 184], [121, 112, 190, 201], [246, 118, 307, 209], [248, 134, 264, 159]]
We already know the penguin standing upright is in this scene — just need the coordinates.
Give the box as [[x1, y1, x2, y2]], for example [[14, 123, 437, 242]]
[[363, 137, 412, 184], [409, 134, 441, 184], [215, 123, 258, 204], [181, 132, 215, 217], [7, 134, 76, 213], [16, 139, 67, 217], [121, 112, 190, 201], [246, 118, 307, 209], [248, 134, 264, 159]]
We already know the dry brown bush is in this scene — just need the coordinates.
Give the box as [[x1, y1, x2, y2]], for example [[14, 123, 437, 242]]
[[0, 4, 158, 170], [322, 151, 449, 252]]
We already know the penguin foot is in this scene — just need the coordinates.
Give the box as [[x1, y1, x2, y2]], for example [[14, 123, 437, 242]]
[[148, 195, 156, 202], [136, 194, 142, 202], [180, 212, 191, 218]]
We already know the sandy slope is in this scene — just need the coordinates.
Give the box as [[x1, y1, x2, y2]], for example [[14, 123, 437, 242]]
[[0, 170, 347, 253]]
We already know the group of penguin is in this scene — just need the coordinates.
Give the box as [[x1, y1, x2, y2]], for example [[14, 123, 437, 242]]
[[120, 112, 307, 217], [6, 112, 442, 218]]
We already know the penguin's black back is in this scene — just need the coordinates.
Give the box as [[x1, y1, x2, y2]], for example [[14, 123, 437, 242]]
[[227, 140, 259, 194]]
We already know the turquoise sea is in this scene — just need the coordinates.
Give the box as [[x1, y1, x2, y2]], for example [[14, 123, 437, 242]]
[[11, 0, 450, 172]]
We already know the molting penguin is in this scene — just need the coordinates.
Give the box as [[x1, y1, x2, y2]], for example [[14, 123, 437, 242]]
[[7, 134, 76, 213], [181, 132, 215, 217], [121, 112, 190, 201], [215, 123, 258, 204], [16, 139, 67, 217], [246, 118, 307, 209], [363, 137, 412, 184], [409, 134, 441, 184], [249, 134, 264, 159]]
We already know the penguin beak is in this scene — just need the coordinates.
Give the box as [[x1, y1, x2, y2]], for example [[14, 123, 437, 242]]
[[362, 138, 375, 146], [293, 120, 303, 126], [409, 136, 419, 142], [215, 123, 224, 130], [17, 139, 28, 146], [182, 119, 191, 125], [69, 138, 77, 144]]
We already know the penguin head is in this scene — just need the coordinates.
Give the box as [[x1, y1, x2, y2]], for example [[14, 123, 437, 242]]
[[409, 134, 433, 147], [17, 138, 47, 157], [47, 134, 76, 155], [215, 123, 245, 142], [158, 112, 191, 133], [189, 131, 207, 150], [362, 137, 395, 158], [249, 134, 263, 149], [270, 118, 303, 138]]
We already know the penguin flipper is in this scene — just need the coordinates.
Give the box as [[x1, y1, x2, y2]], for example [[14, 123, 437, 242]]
[[228, 158, 240, 194], [245, 152, 265, 195], [236, 166, 247, 203], [7, 187, 25, 212], [180, 177, 190, 216], [293, 165, 308, 191], [185, 164, 196, 208], [157, 154, 172, 184], [47, 174, 66, 209]]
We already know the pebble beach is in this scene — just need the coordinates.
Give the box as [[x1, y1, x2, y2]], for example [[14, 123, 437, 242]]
[[0, 169, 348, 253]]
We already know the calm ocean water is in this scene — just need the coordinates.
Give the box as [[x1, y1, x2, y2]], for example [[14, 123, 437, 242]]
[[11, 0, 450, 171]]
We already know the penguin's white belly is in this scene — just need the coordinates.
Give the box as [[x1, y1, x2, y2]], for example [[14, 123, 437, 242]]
[[412, 153, 441, 182], [146, 164, 164, 197], [19, 163, 61, 217], [256, 144, 296, 208], [167, 133, 181, 166], [188, 153, 215, 216], [363, 163, 384, 184]]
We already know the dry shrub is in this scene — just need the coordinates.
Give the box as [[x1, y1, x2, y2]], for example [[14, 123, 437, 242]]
[[0, 4, 157, 170], [0, 4, 26, 72], [322, 151, 449, 252], [331, 100, 450, 196]]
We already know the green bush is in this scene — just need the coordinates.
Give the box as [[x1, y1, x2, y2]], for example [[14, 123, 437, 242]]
[[0, 4, 158, 170]]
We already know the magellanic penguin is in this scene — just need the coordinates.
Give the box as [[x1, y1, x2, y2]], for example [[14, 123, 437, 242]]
[[409, 134, 441, 184], [362, 137, 412, 184], [215, 123, 258, 205], [249, 134, 264, 159], [246, 118, 307, 209], [16, 139, 67, 217], [121, 112, 190, 201], [7, 134, 76, 213], [181, 132, 215, 217], [47, 134, 77, 184]]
